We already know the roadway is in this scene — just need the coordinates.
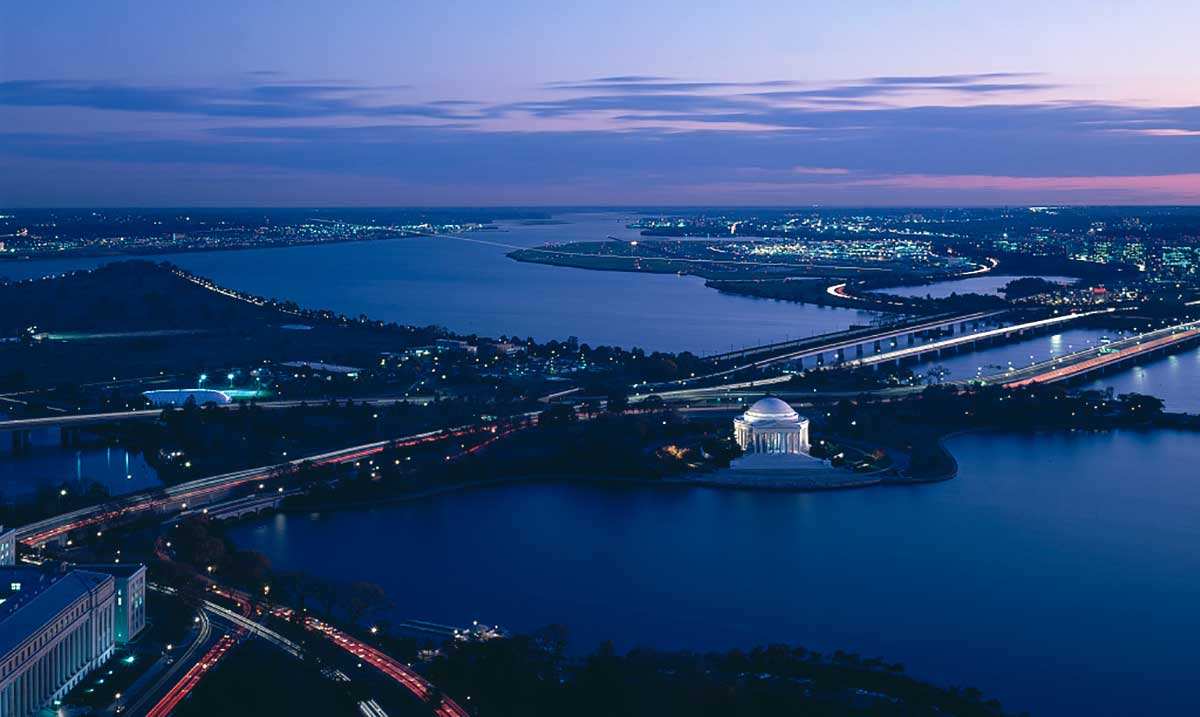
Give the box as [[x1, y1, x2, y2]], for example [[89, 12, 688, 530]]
[[844, 309, 1109, 368], [16, 413, 539, 547], [989, 319, 1200, 387], [122, 607, 215, 717], [0, 395, 436, 432], [303, 616, 469, 717], [153, 581, 467, 717], [636, 310, 1100, 403], [142, 633, 239, 717], [640, 310, 1007, 394], [704, 310, 1002, 365]]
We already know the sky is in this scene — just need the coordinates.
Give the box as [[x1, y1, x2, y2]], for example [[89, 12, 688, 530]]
[[3, 0, 1200, 206]]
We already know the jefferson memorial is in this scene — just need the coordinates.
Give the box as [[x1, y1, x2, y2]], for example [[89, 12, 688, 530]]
[[714, 396, 846, 485], [733, 396, 811, 455], [702, 396, 884, 489]]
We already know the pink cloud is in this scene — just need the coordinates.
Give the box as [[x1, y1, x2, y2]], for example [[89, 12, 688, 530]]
[[792, 166, 850, 175], [849, 172, 1200, 201]]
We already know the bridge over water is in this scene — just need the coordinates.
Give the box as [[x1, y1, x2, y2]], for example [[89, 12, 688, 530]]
[[984, 319, 1200, 388]]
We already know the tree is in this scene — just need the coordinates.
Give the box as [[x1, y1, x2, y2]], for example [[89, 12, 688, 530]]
[[346, 581, 392, 627], [606, 391, 629, 414], [539, 403, 576, 427]]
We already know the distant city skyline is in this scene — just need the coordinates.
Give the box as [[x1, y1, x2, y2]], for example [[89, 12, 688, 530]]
[[3, 0, 1200, 205]]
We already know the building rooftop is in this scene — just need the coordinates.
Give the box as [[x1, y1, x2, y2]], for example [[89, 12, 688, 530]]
[[739, 397, 802, 425], [0, 566, 113, 658], [73, 563, 146, 579]]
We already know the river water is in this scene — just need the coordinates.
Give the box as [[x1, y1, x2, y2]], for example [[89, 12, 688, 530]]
[[232, 428, 1200, 716], [0, 212, 873, 355], [0, 427, 159, 499]]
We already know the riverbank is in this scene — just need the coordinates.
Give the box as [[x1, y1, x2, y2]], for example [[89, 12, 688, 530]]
[[0, 231, 432, 263]]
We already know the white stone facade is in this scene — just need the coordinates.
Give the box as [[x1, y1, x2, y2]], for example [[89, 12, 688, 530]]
[[733, 397, 811, 456], [0, 570, 116, 717]]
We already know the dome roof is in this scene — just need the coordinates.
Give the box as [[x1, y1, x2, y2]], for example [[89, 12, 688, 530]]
[[742, 397, 800, 424]]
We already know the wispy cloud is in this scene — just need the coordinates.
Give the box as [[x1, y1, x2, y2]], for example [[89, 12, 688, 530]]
[[3, 72, 1200, 204], [0, 80, 479, 121]]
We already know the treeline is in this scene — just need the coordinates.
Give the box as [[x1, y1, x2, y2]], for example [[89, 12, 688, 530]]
[[426, 634, 1012, 717], [284, 411, 741, 513], [125, 397, 516, 482], [815, 385, 1168, 479], [154, 514, 395, 631]]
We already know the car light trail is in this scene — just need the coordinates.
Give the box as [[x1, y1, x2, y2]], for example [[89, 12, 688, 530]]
[[849, 310, 1106, 367], [18, 413, 540, 546], [144, 633, 238, 717], [305, 618, 469, 717], [1004, 328, 1200, 387]]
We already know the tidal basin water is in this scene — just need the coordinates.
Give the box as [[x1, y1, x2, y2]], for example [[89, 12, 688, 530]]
[[233, 428, 1200, 716]]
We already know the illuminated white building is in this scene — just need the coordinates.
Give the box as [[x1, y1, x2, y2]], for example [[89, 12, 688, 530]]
[[733, 397, 811, 455], [0, 567, 117, 716], [0, 527, 14, 566]]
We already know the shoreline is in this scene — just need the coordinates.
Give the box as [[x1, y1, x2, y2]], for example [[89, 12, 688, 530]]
[[263, 417, 1200, 520], [0, 231, 437, 265]]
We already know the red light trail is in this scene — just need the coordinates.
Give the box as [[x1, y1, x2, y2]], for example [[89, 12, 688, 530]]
[[305, 617, 470, 717], [143, 633, 238, 717]]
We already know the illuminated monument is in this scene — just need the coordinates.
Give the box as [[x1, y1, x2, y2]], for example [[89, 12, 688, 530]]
[[718, 397, 839, 484], [733, 397, 811, 455]]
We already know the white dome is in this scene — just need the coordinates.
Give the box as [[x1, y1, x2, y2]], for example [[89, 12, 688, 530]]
[[742, 397, 799, 424]]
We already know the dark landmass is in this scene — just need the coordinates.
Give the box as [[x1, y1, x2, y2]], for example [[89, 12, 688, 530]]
[[0, 261, 274, 334], [1001, 277, 1068, 300], [824, 384, 1178, 482], [278, 409, 741, 513], [706, 276, 1007, 313], [509, 238, 956, 280], [424, 637, 1011, 716], [0, 207, 549, 260], [0, 260, 714, 393]]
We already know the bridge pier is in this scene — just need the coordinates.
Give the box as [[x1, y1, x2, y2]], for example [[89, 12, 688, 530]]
[[873, 340, 882, 354], [59, 427, 81, 448], [856, 344, 864, 358], [835, 348, 845, 364], [10, 429, 31, 455]]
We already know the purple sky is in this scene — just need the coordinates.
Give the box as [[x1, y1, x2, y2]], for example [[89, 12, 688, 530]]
[[3, 0, 1199, 206]]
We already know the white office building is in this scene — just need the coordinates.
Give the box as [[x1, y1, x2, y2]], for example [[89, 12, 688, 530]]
[[0, 567, 117, 716]]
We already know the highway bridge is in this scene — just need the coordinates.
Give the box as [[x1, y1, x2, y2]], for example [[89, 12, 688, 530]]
[[636, 310, 1100, 403], [14, 413, 539, 547], [701, 310, 1004, 365], [984, 319, 1200, 388], [845, 309, 1110, 368], [644, 310, 1008, 393]]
